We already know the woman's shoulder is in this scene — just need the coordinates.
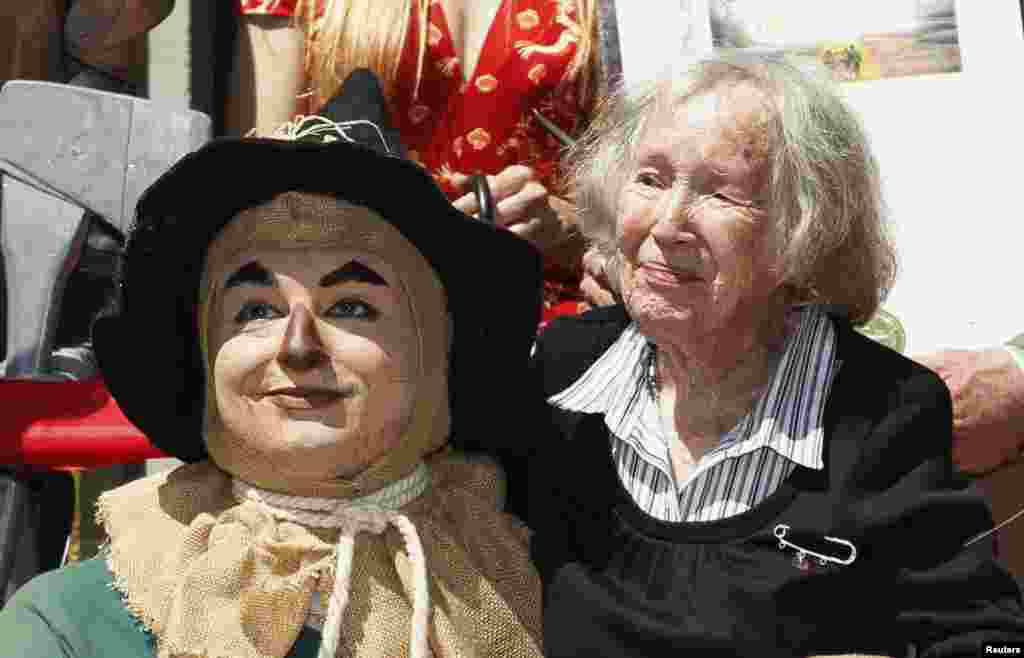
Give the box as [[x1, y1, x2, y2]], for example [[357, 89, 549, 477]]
[[826, 313, 956, 481], [533, 304, 631, 394], [535, 304, 630, 358], [830, 313, 950, 411]]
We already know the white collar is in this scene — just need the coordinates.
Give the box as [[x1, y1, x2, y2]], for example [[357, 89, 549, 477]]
[[549, 306, 839, 476]]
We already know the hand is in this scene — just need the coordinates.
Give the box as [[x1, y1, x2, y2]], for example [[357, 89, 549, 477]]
[[578, 247, 618, 309], [913, 347, 1024, 474], [451, 166, 570, 255]]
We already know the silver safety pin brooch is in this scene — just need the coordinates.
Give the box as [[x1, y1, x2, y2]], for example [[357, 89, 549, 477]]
[[773, 524, 858, 570]]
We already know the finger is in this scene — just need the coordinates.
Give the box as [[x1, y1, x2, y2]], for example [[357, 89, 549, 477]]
[[953, 439, 1007, 475], [453, 191, 480, 217], [494, 181, 548, 227], [490, 165, 536, 201], [580, 275, 616, 308], [581, 249, 607, 277], [509, 216, 559, 250], [583, 251, 616, 291], [508, 216, 543, 239], [449, 172, 472, 194], [510, 210, 564, 253]]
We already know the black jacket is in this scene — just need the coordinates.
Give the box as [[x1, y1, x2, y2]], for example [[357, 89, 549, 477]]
[[521, 305, 1024, 658]]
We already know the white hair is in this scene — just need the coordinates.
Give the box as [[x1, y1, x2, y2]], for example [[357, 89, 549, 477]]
[[568, 51, 896, 323]]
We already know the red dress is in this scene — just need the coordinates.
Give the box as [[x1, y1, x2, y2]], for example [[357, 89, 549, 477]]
[[237, 0, 589, 325]]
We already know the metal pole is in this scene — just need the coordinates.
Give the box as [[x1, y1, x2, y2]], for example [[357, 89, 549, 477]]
[[0, 471, 33, 602]]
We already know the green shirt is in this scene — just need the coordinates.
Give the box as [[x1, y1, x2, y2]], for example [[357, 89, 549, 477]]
[[0, 557, 323, 658]]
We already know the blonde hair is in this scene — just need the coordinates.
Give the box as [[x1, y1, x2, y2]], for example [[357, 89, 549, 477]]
[[299, 0, 599, 111], [569, 52, 896, 324]]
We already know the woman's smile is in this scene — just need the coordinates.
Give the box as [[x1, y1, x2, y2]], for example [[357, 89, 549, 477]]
[[640, 262, 704, 287]]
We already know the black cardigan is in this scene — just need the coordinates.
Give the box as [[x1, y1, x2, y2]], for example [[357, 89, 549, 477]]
[[517, 305, 1024, 658]]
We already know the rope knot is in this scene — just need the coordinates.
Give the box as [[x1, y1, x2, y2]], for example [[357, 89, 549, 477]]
[[335, 505, 391, 536], [232, 464, 433, 658]]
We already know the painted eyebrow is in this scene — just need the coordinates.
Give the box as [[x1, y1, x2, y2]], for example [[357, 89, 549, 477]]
[[319, 261, 389, 288], [224, 261, 275, 290], [222, 260, 390, 291]]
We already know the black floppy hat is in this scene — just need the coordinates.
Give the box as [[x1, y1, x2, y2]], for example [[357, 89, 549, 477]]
[[92, 69, 543, 463]]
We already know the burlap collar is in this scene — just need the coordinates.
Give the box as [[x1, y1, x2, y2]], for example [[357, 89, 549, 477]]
[[98, 456, 543, 658]]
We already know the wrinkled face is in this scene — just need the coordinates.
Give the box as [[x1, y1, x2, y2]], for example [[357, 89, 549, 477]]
[[205, 237, 420, 482], [618, 84, 783, 342]]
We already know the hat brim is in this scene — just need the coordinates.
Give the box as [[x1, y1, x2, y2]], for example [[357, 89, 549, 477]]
[[93, 138, 543, 462]]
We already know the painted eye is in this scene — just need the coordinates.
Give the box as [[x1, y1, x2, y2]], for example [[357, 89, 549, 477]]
[[234, 302, 282, 323], [328, 299, 379, 321]]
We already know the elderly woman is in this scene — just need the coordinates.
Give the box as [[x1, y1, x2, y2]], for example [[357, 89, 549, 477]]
[[0, 70, 543, 658], [523, 53, 1024, 656]]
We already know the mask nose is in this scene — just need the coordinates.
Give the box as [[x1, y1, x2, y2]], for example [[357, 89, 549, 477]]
[[277, 304, 327, 371]]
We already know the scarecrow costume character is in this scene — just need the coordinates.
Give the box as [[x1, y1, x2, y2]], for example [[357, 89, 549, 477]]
[[0, 69, 544, 658]]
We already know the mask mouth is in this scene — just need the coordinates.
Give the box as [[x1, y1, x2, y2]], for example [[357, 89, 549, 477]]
[[261, 385, 356, 410], [264, 385, 352, 395]]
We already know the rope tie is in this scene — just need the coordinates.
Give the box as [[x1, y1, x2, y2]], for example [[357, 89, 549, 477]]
[[233, 463, 432, 658]]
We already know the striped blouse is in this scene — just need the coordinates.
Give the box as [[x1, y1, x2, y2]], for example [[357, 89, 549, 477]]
[[547, 305, 838, 522]]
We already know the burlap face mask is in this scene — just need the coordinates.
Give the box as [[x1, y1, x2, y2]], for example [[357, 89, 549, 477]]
[[98, 190, 542, 658], [198, 191, 450, 498]]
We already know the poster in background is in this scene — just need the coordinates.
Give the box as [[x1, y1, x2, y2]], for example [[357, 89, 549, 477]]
[[710, 0, 961, 81]]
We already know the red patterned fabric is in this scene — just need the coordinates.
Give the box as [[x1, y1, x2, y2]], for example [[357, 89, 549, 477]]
[[237, 0, 298, 16], [237, 0, 588, 324]]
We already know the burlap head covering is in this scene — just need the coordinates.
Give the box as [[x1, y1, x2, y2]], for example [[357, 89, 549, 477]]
[[98, 192, 542, 657], [197, 191, 449, 499]]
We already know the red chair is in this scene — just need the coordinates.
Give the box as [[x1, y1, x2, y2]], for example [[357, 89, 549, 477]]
[[0, 379, 166, 565], [0, 80, 209, 602], [0, 379, 164, 471]]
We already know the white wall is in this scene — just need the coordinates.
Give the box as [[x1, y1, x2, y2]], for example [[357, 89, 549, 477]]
[[147, 0, 191, 109], [618, 1, 1024, 354], [145, 0, 191, 475], [841, 0, 1024, 354]]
